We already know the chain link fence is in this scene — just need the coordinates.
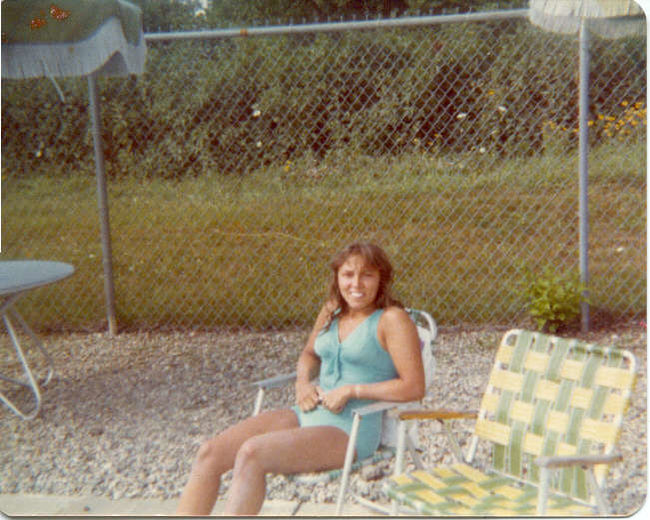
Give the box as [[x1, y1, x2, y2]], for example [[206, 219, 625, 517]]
[[1, 9, 646, 332]]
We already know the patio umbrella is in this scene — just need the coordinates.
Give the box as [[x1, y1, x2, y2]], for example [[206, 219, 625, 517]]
[[530, 0, 644, 36], [528, 0, 645, 331], [2, 0, 147, 335]]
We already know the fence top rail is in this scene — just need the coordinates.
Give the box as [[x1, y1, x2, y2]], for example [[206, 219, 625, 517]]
[[144, 8, 530, 42]]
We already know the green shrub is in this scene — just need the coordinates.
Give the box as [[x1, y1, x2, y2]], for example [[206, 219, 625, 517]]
[[520, 267, 588, 333]]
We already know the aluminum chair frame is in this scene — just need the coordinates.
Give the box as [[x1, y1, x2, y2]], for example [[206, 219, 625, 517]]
[[386, 329, 637, 516]]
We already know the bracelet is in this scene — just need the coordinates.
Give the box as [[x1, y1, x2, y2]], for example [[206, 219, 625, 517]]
[[355, 384, 361, 399]]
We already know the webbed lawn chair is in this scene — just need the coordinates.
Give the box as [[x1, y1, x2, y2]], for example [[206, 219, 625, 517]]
[[251, 308, 437, 515], [385, 329, 637, 516]]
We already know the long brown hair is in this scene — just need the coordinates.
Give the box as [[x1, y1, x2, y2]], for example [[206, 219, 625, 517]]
[[324, 242, 402, 329]]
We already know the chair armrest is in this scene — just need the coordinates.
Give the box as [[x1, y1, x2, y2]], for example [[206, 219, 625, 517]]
[[535, 452, 623, 469], [535, 452, 622, 515], [398, 409, 478, 421], [353, 400, 411, 417], [251, 371, 297, 390], [251, 372, 298, 416], [392, 409, 478, 468]]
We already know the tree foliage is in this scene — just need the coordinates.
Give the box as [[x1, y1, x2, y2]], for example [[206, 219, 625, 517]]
[[1, 4, 643, 180], [129, 0, 528, 30]]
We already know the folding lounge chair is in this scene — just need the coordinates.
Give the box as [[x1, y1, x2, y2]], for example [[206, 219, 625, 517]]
[[251, 308, 437, 514], [385, 328, 637, 516]]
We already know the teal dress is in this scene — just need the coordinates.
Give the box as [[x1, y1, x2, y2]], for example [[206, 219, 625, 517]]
[[292, 308, 398, 460]]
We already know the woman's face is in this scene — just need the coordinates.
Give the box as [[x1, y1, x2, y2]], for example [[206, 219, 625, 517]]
[[337, 254, 381, 314]]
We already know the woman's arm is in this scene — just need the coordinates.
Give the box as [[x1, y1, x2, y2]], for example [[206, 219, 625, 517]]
[[320, 307, 425, 413], [294, 302, 334, 411]]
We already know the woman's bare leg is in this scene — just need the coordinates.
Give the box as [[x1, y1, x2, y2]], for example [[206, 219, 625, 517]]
[[224, 426, 351, 515], [175, 409, 299, 516]]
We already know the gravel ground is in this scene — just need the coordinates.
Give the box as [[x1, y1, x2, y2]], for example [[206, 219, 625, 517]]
[[0, 324, 646, 515]]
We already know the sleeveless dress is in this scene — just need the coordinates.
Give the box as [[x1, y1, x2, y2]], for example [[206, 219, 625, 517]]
[[291, 308, 398, 460]]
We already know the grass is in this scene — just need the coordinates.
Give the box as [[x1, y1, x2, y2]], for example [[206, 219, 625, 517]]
[[1, 140, 646, 331]]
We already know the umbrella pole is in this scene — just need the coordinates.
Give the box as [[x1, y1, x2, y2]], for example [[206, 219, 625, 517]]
[[88, 72, 118, 336], [578, 18, 590, 332]]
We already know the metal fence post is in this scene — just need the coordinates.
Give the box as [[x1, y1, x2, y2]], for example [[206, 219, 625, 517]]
[[88, 72, 118, 336], [579, 18, 591, 333]]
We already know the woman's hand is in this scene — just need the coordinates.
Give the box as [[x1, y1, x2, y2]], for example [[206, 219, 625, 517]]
[[319, 385, 353, 414], [295, 379, 321, 412]]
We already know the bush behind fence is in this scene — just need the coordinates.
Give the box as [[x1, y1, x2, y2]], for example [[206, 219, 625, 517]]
[[1, 11, 646, 331]]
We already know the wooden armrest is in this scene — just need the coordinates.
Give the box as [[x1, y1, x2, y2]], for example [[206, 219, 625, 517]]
[[353, 400, 417, 417], [535, 453, 622, 515], [251, 371, 297, 389], [535, 452, 623, 469], [398, 409, 478, 421]]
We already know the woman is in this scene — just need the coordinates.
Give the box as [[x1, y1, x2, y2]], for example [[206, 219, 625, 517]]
[[176, 242, 424, 515]]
